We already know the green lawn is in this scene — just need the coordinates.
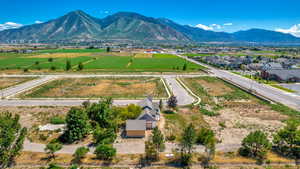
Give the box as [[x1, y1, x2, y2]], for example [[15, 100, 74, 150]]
[[0, 52, 205, 72]]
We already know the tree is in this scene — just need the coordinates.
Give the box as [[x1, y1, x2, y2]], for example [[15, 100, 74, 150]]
[[180, 123, 196, 166], [197, 128, 217, 167], [152, 127, 165, 152], [239, 130, 271, 162], [78, 62, 84, 71], [45, 142, 62, 160], [87, 99, 113, 128], [119, 104, 142, 120], [47, 163, 63, 169], [94, 144, 116, 160], [93, 126, 117, 145], [66, 60, 71, 71], [0, 112, 27, 168], [159, 99, 163, 110], [183, 63, 187, 71], [167, 95, 178, 109], [73, 146, 89, 164], [48, 58, 53, 62], [145, 140, 159, 162], [63, 108, 90, 143], [106, 47, 111, 53], [273, 120, 300, 158]]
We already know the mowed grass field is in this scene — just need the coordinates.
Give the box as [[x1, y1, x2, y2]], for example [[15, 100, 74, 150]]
[[0, 50, 205, 72], [19, 77, 168, 99]]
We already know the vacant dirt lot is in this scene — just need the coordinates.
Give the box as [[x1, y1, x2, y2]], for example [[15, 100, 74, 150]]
[[181, 76, 288, 146], [134, 53, 153, 58], [0, 77, 35, 90], [20, 77, 168, 99]]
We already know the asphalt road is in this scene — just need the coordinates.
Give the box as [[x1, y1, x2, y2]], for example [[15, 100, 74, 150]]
[[180, 55, 300, 111]]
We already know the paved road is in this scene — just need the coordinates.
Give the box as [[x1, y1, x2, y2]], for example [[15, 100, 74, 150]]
[[0, 76, 57, 98], [0, 74, 199, 106], [164, 76, 195, 105], [180, 55, 300, 111]]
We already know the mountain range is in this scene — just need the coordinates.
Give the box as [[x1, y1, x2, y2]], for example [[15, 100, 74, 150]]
[[1, 10, 300, 44]]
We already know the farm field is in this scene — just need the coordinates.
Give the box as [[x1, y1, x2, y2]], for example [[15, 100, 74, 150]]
[[178, 76, 297, 146], [18, 77, 168, 99], [0, 77, 36, 90], [0, 52, 205, 72]]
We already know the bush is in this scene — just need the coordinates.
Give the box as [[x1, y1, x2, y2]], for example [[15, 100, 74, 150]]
[[23, 68, 29, 72], [166, 135, 176, 141], [200, 108, 219, 116], [94, 144, 116, 160], [73, 146, 89, 163], [50, 66, 56, 71], [50, 116, 65, 124]]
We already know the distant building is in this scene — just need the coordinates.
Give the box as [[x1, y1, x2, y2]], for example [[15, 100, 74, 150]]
[[261, 69, 300, 82]]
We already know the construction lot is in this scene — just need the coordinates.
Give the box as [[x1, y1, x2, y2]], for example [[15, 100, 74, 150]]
[[17, 77, 169, 99]]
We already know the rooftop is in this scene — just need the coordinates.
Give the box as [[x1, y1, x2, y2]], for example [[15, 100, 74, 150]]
[[126, 120, 146, 131]]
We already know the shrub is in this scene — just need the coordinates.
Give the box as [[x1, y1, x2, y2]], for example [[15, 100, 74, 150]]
[[50, 66, 56, 71], [73, 146, 89, 163], [50, 116, 66, 124], [200, 108, 219, 116], [94, 144, 116, 160]]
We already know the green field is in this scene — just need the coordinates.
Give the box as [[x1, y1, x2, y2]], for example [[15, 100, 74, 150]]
[[0, 52, 205, 72]]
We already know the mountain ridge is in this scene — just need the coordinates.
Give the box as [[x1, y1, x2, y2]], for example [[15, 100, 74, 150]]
[[0, 10, 299, 44]]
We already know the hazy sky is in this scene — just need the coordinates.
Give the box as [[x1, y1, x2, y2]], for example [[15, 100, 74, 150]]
[[1, 0, 300, 36]]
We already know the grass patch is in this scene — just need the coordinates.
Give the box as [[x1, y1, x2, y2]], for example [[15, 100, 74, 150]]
[[200, 108, 219, 116], [270, 84, 296, 93], [50, 116, 66, 124]]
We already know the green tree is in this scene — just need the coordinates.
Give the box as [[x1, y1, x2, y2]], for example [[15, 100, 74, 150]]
[[94, 144, 116, 160], [152, 127, 165, 152], [180, 123, 196, 166], [106, 47, 111, 53], [93, 126, 117, 145], [63, 107, 90, 143], [45, 142, 62, 160], [0, 112, 27, 168], [66, 60, 71, 71], [145, 140, 159, 162], [167, 95, 178, 109], [159, 99, 163, 110], [239, 130, 271, 162], [119, 104, 142, 120], [87, 99, 113, 128], [273, 121, 300, 158], [183, 63, 187, 71], [78, 62, 84, 71], [197, 128, 217, 167], [48, 58, 53, 62], [73, 146, 89, 164]]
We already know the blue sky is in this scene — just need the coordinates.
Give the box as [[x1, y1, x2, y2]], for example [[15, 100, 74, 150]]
[[1, 0, 300, 36]]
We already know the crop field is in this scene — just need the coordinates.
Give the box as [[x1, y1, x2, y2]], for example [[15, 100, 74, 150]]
[[19, 77, 168, 99], [0, 52, 205, 72], [177, 76, 297, 146], [0, 77, 36, 90]]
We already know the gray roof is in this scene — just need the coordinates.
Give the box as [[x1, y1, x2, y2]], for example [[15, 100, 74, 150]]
[[126, 120, 146, 131], [137, 110, 156, 121], [266, 69, 300, 81], [138, 96, 154, 110]]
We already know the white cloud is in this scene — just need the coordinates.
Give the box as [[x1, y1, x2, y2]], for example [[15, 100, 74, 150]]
[[0, 22, 23, 31], [211, 24, 222, 29], [275, 24, 300, 37], [35, 20, 43, 24], [195, 24, 214, 31], [224, 23, 233, 26]]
